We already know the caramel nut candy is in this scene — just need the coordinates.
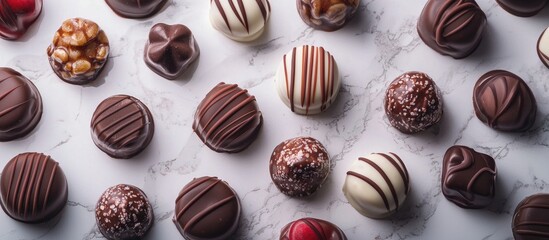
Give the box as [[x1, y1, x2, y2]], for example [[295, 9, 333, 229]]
[[297, 0, 360, 32]]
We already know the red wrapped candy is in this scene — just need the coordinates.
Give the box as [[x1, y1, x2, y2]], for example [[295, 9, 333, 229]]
[[0, 0, 43, 40]]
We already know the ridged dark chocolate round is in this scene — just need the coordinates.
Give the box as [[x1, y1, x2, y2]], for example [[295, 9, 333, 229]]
[[280, 218, 347, 240], [496, 0, 548, 17], [473, 70, 537, 132], [0, 152, 68, 223], [105, 0, 167, 18], [270, 137, 330, 197], [95, 184, 154, 240], [513, 194, 549, 240], [173, 176, 241, 240], [0, 67, 42, 142], [91, 95, 155, 159], [417, 0, 487, 59], [193, 83, 263, 153], [296, 0, 360, 32]]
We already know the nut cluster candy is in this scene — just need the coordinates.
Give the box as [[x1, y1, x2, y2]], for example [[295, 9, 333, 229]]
[[297, 0, 360, 32], [0, 0, 43, 40], [47, 18, 110, 85]]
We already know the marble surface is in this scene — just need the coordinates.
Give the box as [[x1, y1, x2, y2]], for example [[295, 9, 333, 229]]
[[1, 0, 549, 239]]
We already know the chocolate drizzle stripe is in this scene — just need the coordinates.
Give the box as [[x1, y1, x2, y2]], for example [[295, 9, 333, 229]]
[[211, 110, 257, 148], [12, 155, 28, 215], [487, 75, 521, 125], [197, 84, 236, 123], [319, 47, 326, 110], [434, 1, 479, 47], [213, 0, 232, 32], [42, 160, 58, 212], [113, 122, 147, 147], [305, 46, 315, 113], [17, 154, 33, 216], [255, 0, 268, 22], [103, 112, 144, 143], [203, 90, 251, 139], [100, 109, 142, 139], [237, 0, 249, 33], [23, 154, 40, 217], [514, 229, 549, 237], [330, 55, 335, 97], [283, 55, 290, 100], [184, 195, 236, 231], [176, 179, 220, 220], [0, 84, 22, 101], [33, 154, 48, 215], [91, 97, 131, 127], [359, 157, 400, 210], [518, 203, 549, 209], [302, 218, 326, 240], [347, 171, 390, 211], [311, 47, 318, 106], [228, 0, 244, 28], [443, 10, 474, 37], [0, 100, 32, 117], [175, 177, 212, 203], [515, 221, 549, 227], [300, 46, 308, 108], [6, 156, 16, 213], [380, 152, 409, 191], [466, 167, 496, 191], [290, 48, 296, 112]]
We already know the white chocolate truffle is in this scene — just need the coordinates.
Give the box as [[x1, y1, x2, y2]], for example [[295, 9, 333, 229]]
[[343, 153, 410, 218], [538, 27, 549, 68], [275, 45, 341, 115], [209, 0, 271, 42]]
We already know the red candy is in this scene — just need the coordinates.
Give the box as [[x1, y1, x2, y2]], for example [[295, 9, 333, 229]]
[[0, 0, 42, 40], [280, 218, 347, 240]]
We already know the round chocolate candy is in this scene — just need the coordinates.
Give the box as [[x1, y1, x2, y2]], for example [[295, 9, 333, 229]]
[[95, 184, 154, 240], [270, 137, 330, 197], [496, 0, 548, 17], [275, 45, 341, 115], [296, 0, 359, 32], [342, 152, 410, 218], [513, 194, 549, 240], [193, 82, 263, 153], [173, 176, 241, 240], [0, 67, 42, 142], [0, 152, 68, 223], [105, 0, 167, 18], [473, 70, 537, 132], [538, 27, 549, 69], [209, 0, 271, 42], [91, 95, 155, 159], [384, 71, 443, 134], [280, 218, 347, 240], [417, 0, 487, 59], [0, 0, 42, 40], [47, 18, 110, 85], [144, 23, 200, 80]]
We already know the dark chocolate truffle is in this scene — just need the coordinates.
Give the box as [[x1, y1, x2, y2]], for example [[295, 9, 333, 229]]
[[47, 18, 110, 85], [280, 218, 347, 240], [442, 145, 496, 209], [473, 70, 537, 132], [0, 152, 68, 223], [417, 0, 487, 59], [538, 27, 549, 69], [105, 0, 167, 18], [270, 137, 330, 197], [193, 83, 263, 153], [496, 0, 548, 17], [0, 67, 42, 141], [296, 0, 359, 32], [384, 71, 443, 134], [0, 0, 42, 40], [513, 194, 549, 240], [173, 176, 241, 240], [96, 184, 154, 240], [91, 95, 154, 159], [144, 23, 200, 80]]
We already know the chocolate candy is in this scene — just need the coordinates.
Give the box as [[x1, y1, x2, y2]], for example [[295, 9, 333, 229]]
[[342, 152, 410, 218], [47, 18, 110, 85], [173, 176, 241, 240], [297, 0, 359, 32], [513, 194, 549, 240], [417, 0, 487, 59], [105, 0, 167, 18], [193, 83, 262, 153], [275, 45, 341, 115], [95, 184, 154, 240], [280, 218, 347, 240], [384, 71, 443, 134], [209, 0, 271, 42], [441, 145, 496, 209], [473, 70, 537, 132], [0, 152, 68, 223], [91, 95, 154, 159], [538, 27, 549, 69], [0, 0, 42, 40], [496, 0, 548, 17], [144, 23, 200, 80], [270, 137, 330, 197], [0, 68, 42, 141]]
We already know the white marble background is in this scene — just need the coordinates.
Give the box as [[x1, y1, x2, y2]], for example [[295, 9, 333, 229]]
[[1, 0, 549, 239]]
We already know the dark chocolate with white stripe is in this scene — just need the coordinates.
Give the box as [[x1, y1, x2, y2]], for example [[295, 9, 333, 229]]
[[209, 0, 271, 41], [91, 95, 154, 159], [105, 0, 167, 18], [0, 68, 42, 142], [0, 152, 68, 223], [297, 0, 359, 32], [496, 0, 548, 17], [173, 176, 241, 240], [280, 218, 347, 240], [442, 145, 496, 209], [193, 82, 263, 153], [270, 137, 330, 197], [513, 194, 549, 240]]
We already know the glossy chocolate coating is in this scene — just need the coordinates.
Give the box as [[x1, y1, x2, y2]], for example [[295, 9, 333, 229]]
[[91, 95, 154, 159], [417, 0, 487, 59], [384, 71, 443, 134], [538, 27, 549, 69], [513, 194, 549, 240], [173, 176, 241, 240], [193, 82, 263, 153], [0, 0, 42, 40], [496, 0, 548, 17], [144, 23, 200, 80], [473, 70, 537, 132], [210, 0, 271, 42], [0, 152, 68, 223], [0, 68, 42, 141], [96, 184, 154, 240], [105, 0, 167, 18], [280, 218, 347, 240], [296, 0, 359, 32], [441, 145, 496, 209], [270, 137, 330, 197]]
